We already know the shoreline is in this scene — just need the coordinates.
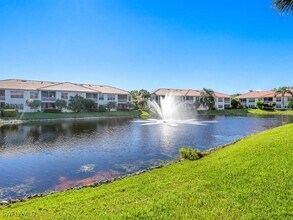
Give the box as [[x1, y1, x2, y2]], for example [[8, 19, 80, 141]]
[[0, 115, 138, 126]]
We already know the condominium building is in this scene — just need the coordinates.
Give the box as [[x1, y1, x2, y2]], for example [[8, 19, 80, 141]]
[[151, 88, 231, 109], [236, 90, 293, 109], [0, 79, 131, 112]]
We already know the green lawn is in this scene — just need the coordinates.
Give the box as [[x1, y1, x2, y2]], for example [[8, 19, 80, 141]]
[[197, 108, 293, 116], [1, 124, 292, 219], [0, 111, 141, 121]]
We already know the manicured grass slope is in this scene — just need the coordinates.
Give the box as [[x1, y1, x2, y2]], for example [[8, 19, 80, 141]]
[[198, 109, 293, 116], [1, 124, 292, 219]]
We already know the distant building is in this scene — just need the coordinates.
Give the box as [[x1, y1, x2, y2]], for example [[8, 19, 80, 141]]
[[0, 79, 132, 112], [151, 88, 231, 110], [236, 90, 293, 109]]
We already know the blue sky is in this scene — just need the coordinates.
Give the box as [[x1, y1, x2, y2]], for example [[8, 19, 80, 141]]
[[0, 0, 292, 94]]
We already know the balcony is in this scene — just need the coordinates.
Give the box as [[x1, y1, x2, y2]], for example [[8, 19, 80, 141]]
[[42, 97, 56, 102], [118, 99, 128, 103], [0, 96, 5, 101]]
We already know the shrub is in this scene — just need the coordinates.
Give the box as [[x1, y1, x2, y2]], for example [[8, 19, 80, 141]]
[[288, 100, 293, 109], [263, 102, 276, 110], [256, 100, 264, 109], [55, 99, 67, 110], [231, 98, 241, 109], [107, 102, 117, 111], [83, 99, 97, 112], [26, 99, 41, 111], [179, 148, 202, 161], [43, 109, 61, 113], [99, 105, 107, 112], [68, 95, 85, 112], [1, 109, 18, 117]]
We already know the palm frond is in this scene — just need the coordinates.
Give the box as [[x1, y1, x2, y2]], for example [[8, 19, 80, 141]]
[[287, 90, 293, 96], [273, 0, 293, 14]]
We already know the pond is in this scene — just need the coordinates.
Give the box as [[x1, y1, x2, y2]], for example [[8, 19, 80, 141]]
[[0, 115, 292, 200]]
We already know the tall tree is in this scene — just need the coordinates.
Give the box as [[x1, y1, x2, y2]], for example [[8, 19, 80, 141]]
[[200, 88, 215, 110], [68, 95, 85, 112], [26, 99, 41, 111], [274, 87, 293, 110], [55, 99, 67, 111], [273, 0, 293, 14], [130, 89, 150, 110], [138, 89, 151, 99]]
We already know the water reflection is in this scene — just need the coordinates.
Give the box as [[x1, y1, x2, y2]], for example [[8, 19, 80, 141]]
[[0, 116, 292, 200]]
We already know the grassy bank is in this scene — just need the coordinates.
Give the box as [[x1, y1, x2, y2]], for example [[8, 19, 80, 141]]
[[197, 108, 293, 116], [1, 124, 292, 219], [0, 111, 141, 121]]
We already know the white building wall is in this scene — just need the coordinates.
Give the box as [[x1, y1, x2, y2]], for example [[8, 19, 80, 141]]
[[1, 89, 132, 112], [4, 89, 38, 112]]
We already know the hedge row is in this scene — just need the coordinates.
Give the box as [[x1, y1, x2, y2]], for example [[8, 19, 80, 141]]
[[0, 109, 18, 117]]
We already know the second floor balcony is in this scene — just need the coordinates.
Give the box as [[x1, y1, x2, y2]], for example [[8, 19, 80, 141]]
[[0, 96, 5, 101], [41, 97, 56, 102], [118, 99, 128, 103]]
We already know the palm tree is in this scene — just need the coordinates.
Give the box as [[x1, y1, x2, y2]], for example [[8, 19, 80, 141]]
[[274, 87, 293, 110], [200, 88, 215, 110], [273, 0, 293, 14]]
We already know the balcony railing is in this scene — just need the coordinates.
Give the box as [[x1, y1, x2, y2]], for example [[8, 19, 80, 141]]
[[118, 99, 128, 103], [42, 97, 56, 102], [0, 96, 5, 100]]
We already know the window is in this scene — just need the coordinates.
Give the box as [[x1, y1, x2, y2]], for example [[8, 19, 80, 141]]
[[41, 91, 56, 101], [86, 93, 97, 99], [218, 105, 223, 109], [218, 98, 223, 102], [9, 103, 24, 110], [11, 91, 24, 99], [248, 98, 255, 103], [107, 94, 115, 101], [99, 94, 104, 100], [224, 98, 230, 103], [61, 92, 69, 100], [118, 94, 127, 102], [30, 91, 38, 99], [240, 98, 246, 103], [186, 96, 193, 101], [276, 97, 281, 102], [264, 97, 273, 102], [0, 90, 4, 100]]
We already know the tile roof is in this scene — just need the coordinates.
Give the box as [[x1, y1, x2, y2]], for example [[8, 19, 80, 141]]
[[152, 88, 190, 96], [236, 91, 273, 99], [0, 79, 59, 90], [0, 79, 130, 94], [81, 84, 130, 95], [236, 90, 293, 99], [186, 89, 201, 96], [152, 88, 230, 98], [214, 92, 231, 98], [39, 82, 98, 93]]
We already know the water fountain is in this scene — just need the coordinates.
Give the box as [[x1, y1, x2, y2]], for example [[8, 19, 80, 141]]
[[136, 95, 215, 126]]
